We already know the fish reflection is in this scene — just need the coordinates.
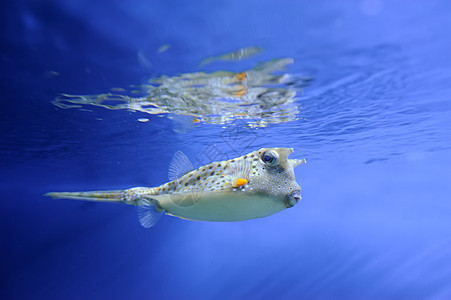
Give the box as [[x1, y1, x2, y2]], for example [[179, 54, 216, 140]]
[[199, 46, 262, 66], [53, 56, 310, 128]]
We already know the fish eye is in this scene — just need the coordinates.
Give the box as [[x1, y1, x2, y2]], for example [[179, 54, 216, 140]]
[[261, 150, 279, 166]]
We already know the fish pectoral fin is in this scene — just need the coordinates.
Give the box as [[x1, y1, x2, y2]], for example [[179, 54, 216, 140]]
[[229, 159, 251, 188], [136, 198, 165, 228], [233, 178, 247, 188]]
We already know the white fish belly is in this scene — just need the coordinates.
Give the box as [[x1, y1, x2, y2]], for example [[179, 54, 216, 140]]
[[157, 192, 286, 222]]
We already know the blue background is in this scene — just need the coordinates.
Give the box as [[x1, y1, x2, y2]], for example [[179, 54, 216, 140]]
[[1, 0, 451, 299]]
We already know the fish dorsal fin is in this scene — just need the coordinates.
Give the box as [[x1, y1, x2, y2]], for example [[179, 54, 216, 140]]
[[168, 151, 194, 181], [137, 199, 164, 228]]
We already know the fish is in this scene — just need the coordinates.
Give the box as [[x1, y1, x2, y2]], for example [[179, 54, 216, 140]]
[[45, 147, 306, 228], [199, 46, 263, 66]]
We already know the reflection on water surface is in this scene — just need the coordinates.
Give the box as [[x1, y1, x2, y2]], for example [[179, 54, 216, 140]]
[[54, 53, 310, 128]]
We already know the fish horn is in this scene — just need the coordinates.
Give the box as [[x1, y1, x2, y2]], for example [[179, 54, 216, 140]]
[[289, 158, 306, 168]]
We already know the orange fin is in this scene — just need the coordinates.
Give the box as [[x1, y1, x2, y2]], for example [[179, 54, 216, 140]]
[[233, 178, 247, 188]]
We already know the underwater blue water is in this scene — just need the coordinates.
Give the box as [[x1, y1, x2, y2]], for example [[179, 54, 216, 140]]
[[1, 0, 451, 299]]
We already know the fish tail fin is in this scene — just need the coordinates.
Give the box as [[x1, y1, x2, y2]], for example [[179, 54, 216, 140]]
[[45, 187, 165, 228], [44, 187, 160, 204], [44, 190, 126, 203]]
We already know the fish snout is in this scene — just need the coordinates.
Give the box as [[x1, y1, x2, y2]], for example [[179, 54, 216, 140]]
[[285, 190, 301, 208]]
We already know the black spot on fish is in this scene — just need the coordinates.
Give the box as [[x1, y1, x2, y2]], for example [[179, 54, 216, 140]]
[[230, 160, 235, 163], [244, 155, 247, 159], [217, 164, 221, 167], [184, 182, 188, 186], [197, 176, 200, 180], [210, 171, 214, 176], [209, 166, 213, 169]]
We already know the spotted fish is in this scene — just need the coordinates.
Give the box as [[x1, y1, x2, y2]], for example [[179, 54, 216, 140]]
[[45, 147, 306, 228]]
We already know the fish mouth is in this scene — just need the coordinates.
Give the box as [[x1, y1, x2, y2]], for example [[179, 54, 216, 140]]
[[285, 190, 301, 208]]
